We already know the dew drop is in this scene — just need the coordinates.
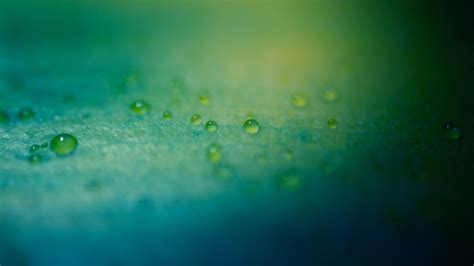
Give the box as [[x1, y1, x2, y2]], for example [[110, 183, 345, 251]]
[[328, 118, 338, 129], [205, 120, 218, 132], [243, 119, 260, 134], [198, 95, 210, 105], [163, 111, 172, 121], [191, 114, 202, 125], [322, 89, 338, 102], [291, 95, 306, 107], [50, 133, 78, 156], [444, 122, 462, 140], [130, 100, 151, 115], [29, 144, 40, 153], [28, 154, 44, 165], [207, 144, 222, 163]]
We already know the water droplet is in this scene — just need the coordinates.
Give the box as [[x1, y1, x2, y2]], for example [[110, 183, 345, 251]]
[[243, 119, 260, 134], [18, 107, 35, 120], [191, 114, 202, 125], [444, 122, 462, 140], [0, 110, 8, 123], [40, 142, 49, 149], [322, 89, 338, 102], [163, 111, 172, 121], [291, 95, 306, 107], [207, 144, 222, 163], [50, 133, 78, 156], [28, 154, 43, 165], [205, 120, 218, 132], [29, 144, 40, 153], [130, 100, 150, 115], [328, 118, 338, 129], [198, 95, 210, 105]]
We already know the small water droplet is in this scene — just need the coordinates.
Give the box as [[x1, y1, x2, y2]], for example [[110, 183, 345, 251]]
[[243, 119, 260, 134], [130, 100, 151, 115], [50, 133, 78, 156], [29, 144, 40, 153], [198, 95, 210, 105], [322, 89, 338, 102], [444, 122, 462, 140], [163, 111, 172, 121], [291, 95, 306, 107], [28, 154, 44, 165], [328, 118, 338, 129], [191, 114, 202, 125], [207, 144, 222, 163], [205, 120, 218, 132]]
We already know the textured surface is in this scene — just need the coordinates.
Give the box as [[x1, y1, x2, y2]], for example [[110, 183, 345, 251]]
[[1, 1, 473, 265]]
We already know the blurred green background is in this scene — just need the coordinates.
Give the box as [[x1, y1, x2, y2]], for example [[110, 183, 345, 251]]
[[1, 1, 473, 265]]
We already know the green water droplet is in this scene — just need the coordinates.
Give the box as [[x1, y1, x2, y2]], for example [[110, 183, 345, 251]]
[[0, 110, 8, 123], [328, 118, 338, 129], [191, 114, 202, 125], [207, 144, 222, 163], [130, 100, 150, 115], [29, 144, 40, 153], [205, 120, 218, 132], [40, 142, 49, 149], [163, 111, 172, 121], [198, 95, 210, 105], [291, 95, 306, 107], [444, 122, 462, 140], [322, 89, 338, 102], [18, 107, 35, 120], [243, 119, 260, 134], [50, 133, 78, 156], [28, 154, 43, 165]]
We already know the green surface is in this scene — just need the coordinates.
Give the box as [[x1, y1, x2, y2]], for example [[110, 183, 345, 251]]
[[1, 1, 473, 265]]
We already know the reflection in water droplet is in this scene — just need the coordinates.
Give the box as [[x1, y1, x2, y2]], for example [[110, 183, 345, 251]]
[[444, 122, 462, 140], [191, 114, 202, 125], [130, 100, 151, 115], [243, 119, 260, 134], [205, 120, 218, 132]]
